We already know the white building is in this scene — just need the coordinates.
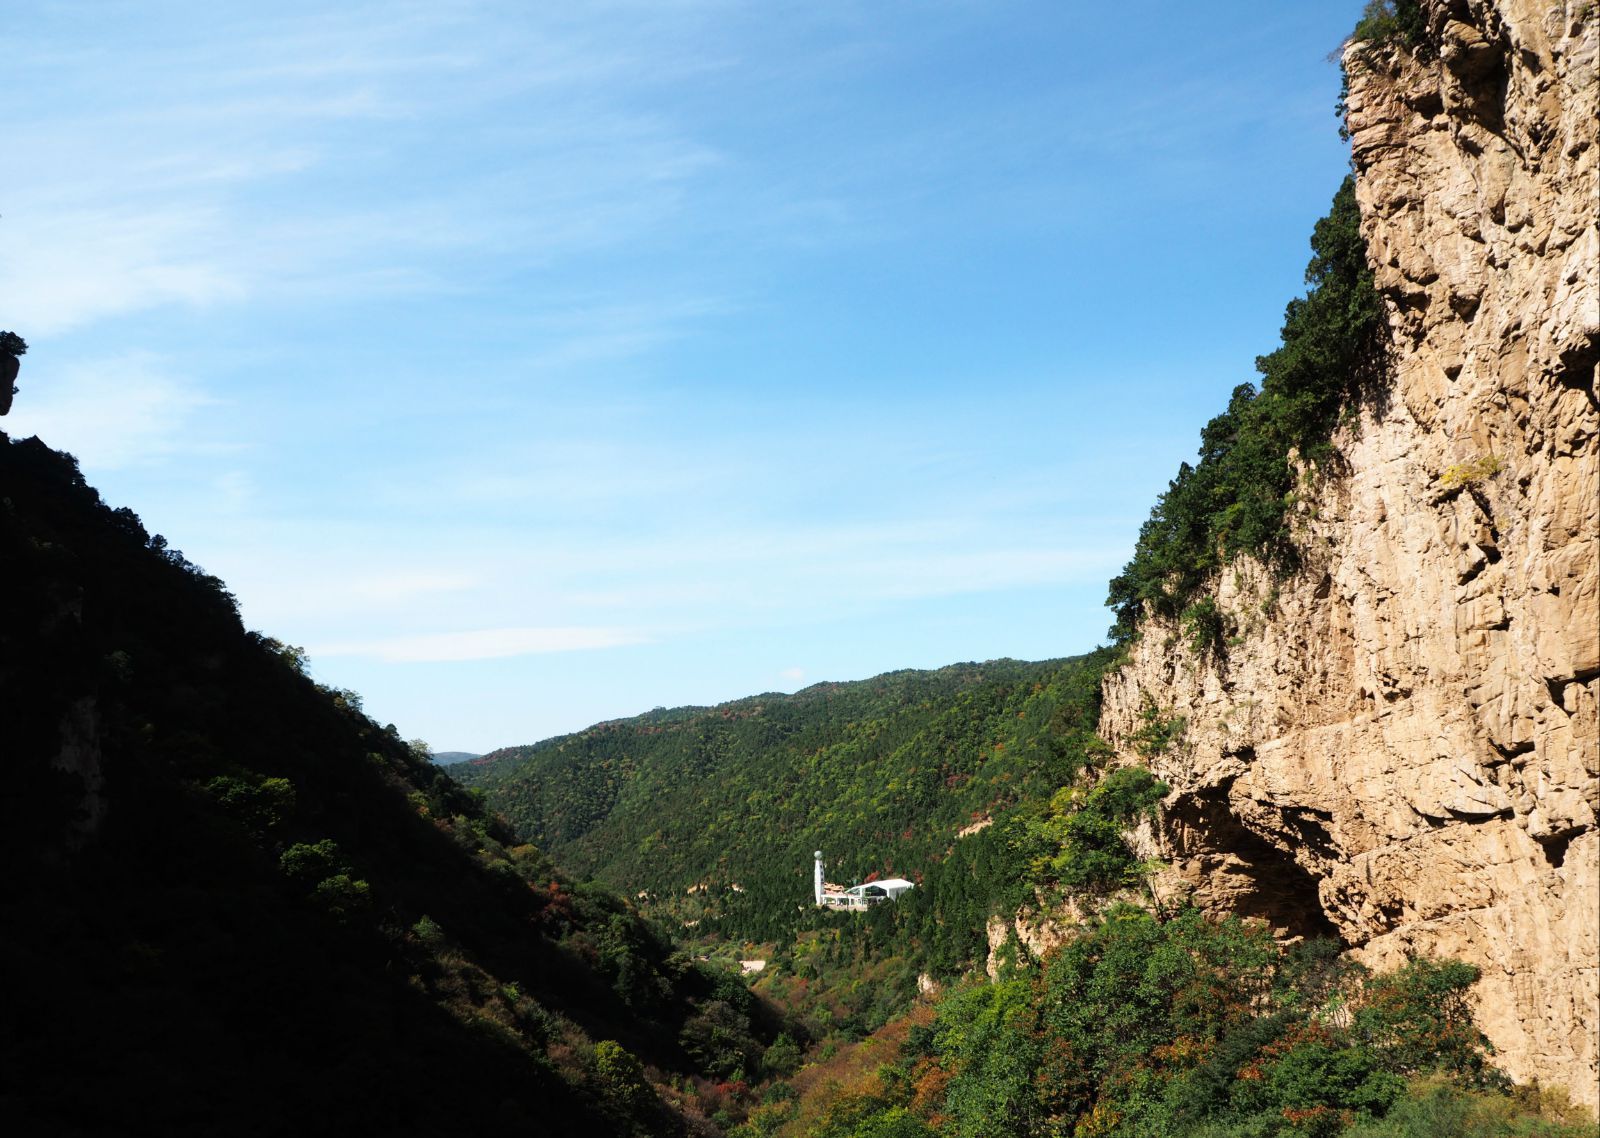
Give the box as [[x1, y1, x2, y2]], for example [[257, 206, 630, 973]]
[[813, 851, 914, 910]]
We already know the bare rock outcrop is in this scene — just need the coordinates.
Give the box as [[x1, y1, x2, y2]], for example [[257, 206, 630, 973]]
[[985, 908, 1077, 980], [1100, 0, 1597, 1104]]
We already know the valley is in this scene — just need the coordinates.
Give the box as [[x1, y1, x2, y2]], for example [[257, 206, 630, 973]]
[[1, 1, 1594, 1135]]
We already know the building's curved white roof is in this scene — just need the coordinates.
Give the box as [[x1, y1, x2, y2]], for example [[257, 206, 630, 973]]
[[845, 878, 915, 896]]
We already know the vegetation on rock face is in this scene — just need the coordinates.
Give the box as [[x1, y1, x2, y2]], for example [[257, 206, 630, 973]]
[[1105, 176, 1388, 646], [0, 331, 23, 412], [1351, 0, 1430, 53], [1437, 454, 1504, 490], [1337, 1, 1437, 144], [1019, 765, 1167, 894], [747, 911, 1592, 1138], [0, 431, 785, 1136]]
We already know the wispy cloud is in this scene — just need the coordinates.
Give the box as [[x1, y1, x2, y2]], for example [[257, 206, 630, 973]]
[[205, 505, 1124, 644], [6, 352, 215, 468], [349, 571, 481, 604], [0, 208, 248, 336], [1, 2, 735, 335], [312, 625, 649, 663]]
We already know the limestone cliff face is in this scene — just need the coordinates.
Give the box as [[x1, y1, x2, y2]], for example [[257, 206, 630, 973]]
[[1099, 0, 1598, 1104]]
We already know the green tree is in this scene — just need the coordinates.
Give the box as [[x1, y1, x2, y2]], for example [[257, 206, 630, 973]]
[[1025, 765, 1167, 892], [593, 1040, 655, 1112], [934, 979, 1040, 1138], [1354, 959, 1505, 1088]]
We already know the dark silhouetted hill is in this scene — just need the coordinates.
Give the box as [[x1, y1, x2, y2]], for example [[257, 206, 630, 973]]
[[0, 431, 775, 1137]]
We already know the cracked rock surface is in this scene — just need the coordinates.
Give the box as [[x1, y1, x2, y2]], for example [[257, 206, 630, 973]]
[[1100, 0, 1597, 1105]]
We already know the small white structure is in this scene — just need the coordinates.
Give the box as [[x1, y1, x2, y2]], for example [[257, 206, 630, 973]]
[[813, 851, 914, 911]]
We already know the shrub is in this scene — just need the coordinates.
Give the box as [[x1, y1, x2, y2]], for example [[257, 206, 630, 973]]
[[1354, 959, 1505, 1088], [1438, 455, 1503, 490], [1026, 765, 1168, 893], [680, 999, 763, 1080], [279, 838, 348, 884], [1352, 0, 1429, 50], [309, 873, 373, 921], [892, 911, 1523, 1138], [1130, 697, 1186, 759], [1182, 597, 1228, 658], [1343, 1078, 1600, 1138], [204, 774, 295, 835], [593, 1040, 655, 1111]]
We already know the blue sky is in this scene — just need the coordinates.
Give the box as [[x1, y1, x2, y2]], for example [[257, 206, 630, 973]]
[[4, 1, 1363, 752]]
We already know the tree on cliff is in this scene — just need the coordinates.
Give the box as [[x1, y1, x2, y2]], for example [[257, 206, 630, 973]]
[[0, 330, 25, 416]]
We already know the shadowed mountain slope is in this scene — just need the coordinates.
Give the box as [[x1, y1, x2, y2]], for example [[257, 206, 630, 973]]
[[0, 431, 775, 1137]]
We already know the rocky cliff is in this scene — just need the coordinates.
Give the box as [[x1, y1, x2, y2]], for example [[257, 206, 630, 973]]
[[1100, 0, 1598, 1106]]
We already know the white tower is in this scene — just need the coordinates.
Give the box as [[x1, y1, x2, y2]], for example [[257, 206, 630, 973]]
[[814, 850, 825, 906]]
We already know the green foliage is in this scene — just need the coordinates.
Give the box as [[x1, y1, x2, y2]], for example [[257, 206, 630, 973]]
[[203, 773, 295, 835], [760, 1031, 803, 1078], [278, 838, 376, 922], [1022, 766, 1168, 893], [1352, 1, 1429, 50], [1353, 959, 1506, 1089], [681, 997, 766, 1080], [278, 837, 350, 884], [813, 1098, 938, 1138], [1230, 1022, 1407, 1132], [411, 914, 445, 944], [1342, 1079, 1600, 1138], [258, 636, 309, 674], [849, 1106, 938, 1138], [593, 1039, 656, 1112], [935, 979, 1040, 1137], [802, 910, 1540, 1138], [1107, 177, 1387, 644], [0, 330, 27, 356], [458, 648, 1123, 973], [308, 872, 373, 922], [1130, 696, 1187, 759], [1183, 596, 1228, 657]]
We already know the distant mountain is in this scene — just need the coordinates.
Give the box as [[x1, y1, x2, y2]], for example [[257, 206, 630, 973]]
[[456, 654, 1116, 969], [430, 750, 481, 764], [0, 431, 779, 1136]]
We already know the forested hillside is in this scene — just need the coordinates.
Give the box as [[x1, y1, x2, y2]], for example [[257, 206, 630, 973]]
[[0, 430, 783, 1136], [457, 655, 1129, 967]]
